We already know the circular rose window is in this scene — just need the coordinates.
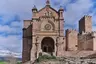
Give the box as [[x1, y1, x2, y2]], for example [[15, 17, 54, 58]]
[[44, 24, 51, 30]]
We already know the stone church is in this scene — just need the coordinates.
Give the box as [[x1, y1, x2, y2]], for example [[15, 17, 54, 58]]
[[22, 0, 96, 63]]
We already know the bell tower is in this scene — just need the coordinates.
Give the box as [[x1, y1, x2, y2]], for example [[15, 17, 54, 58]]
[[58, 6, 64, 36]]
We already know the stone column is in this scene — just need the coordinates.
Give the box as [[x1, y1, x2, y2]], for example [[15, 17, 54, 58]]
[[38, 37, 42, 55], [56, 37, 59, 56], [35, 36, 42, 58], [30, 37, 36, 62], [35, 36, 39, 58], [30, 43, 36, 62]]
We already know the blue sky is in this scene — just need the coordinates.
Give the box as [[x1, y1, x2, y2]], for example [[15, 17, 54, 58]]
[[0, 0, 96, 57]]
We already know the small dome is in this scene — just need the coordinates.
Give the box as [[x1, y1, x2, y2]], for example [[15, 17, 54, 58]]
[[46, 0, 50, 5], [59, 6, 64, 11], [32, 5, 37, 11]]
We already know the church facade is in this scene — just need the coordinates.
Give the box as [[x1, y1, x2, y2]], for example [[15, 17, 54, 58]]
[[22, 0, 96, 63]]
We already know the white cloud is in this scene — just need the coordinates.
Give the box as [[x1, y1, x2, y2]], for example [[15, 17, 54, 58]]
[[51, 0, 70, 6], [10, 21, 23, 28], [91, 13, 96, 25], [0, 49, 22, 58], [0, 35, 22, 53], [0, 25, 11, 33], [64, 0, 93, 24], [0, 24, 22, 34]]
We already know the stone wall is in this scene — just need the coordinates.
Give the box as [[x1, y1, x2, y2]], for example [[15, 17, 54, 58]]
[[79, 16, 92, 34], [78, 32, 93, 50], [66, 29, 78, 51], [33, 57, 96, 64], [92, 31, 96, 50], [78, 31, 96, 51], [22, 21, 32, 63]]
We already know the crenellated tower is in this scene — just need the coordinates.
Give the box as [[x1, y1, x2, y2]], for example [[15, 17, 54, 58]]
[[66, 29, 78, 51], [79, 16, 92, 34]]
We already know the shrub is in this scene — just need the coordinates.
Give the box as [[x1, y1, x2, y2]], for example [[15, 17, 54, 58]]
[[36, 55, 56, 62]]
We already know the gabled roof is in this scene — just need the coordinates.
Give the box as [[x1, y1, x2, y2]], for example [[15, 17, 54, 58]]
[[38, 5, 58, 14]]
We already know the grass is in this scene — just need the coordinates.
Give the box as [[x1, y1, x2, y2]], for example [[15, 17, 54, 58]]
[[0, 61, 6, 64], [0, 61, 21, 64], [17, 61, 22, 64]]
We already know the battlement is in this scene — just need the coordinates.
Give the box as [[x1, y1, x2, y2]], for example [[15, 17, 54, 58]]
[[79, 31, 92, 35], [78, 31, 96, 42], [66, 29, 78, 34], [84, 15, 92, 18], [79, 31, 96, 36], [79, 15, 92, 21]]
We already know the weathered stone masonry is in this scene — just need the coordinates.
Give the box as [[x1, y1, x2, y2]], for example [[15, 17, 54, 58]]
[[22, 0, 96, 63]]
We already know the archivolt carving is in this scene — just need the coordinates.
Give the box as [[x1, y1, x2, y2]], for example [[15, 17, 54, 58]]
[[48, 20, 55, 30], [40, 20, 55, 31]]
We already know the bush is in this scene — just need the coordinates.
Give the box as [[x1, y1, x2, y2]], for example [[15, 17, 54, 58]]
[[36, 55, 56, 62], [17, 62, 21, 64]]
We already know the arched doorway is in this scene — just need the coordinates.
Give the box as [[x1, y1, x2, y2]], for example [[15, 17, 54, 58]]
[[41, 37, 55, 53]]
